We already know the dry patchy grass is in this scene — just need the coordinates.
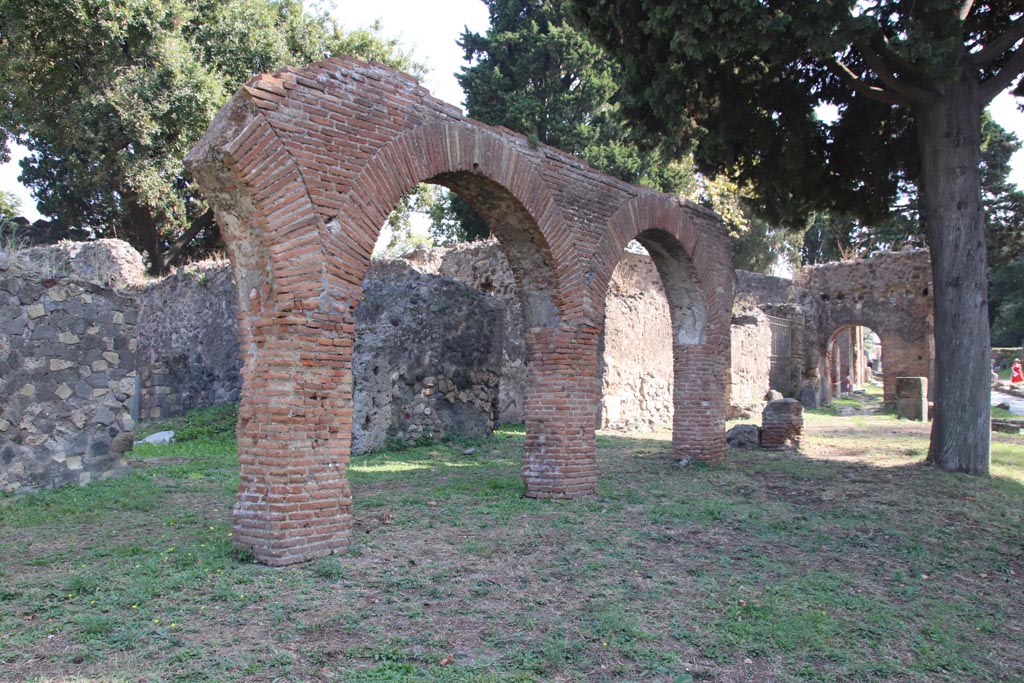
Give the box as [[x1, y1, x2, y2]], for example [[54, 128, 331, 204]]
[[1, 403, 1023, 682]]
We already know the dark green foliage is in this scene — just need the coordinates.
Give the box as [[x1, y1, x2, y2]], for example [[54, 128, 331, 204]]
[[457, 0, 689, 193], [800, 113, 1023, 267], [980, 113, 1024, 270], [0, 0, 419, 273], [428, 193, 490, 245], [990, 255, 1024, 347], [433, 0, 694, 246], [571, 0, 1021, 229]]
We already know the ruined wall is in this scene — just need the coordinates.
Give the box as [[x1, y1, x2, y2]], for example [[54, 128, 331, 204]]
[[136, 261, 242, 420], [353, 261, 503, 452], [13, 239, 147, 289], [402, 241, 526, 424], [797, 250, 934, 406], [729, 307, 773, 416], [600, 253, 673, 430], [736, 270, 797, 306], [0, 254, 135, 492], [406, 242, 679, 431]]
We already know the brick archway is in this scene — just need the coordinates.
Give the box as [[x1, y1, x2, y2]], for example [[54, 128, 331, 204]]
[[187, 57, 734, 565], [798, 251, 934, 408], [595, 195, 735, 463]]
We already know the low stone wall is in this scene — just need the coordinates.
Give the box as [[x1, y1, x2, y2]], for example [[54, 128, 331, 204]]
[[729, 307, 772, 417], [761, 399, 803, 450], [0, 256, 136, 492], [14, 239, 147, 289]]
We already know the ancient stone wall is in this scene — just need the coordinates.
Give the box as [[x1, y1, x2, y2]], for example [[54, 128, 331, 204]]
[[136, 260, 242, 420], [729, 307, 773, 416], [0, 254, 136, 492], [797, 250, 934, 406], [405, 243, 678, 431], [352, 260, 503, 452], [402, 241, 526, 424], [735, 270, 797, 306], [600, 253, 673, 429], [14, 238, 147, 289], [132, 254, 504, 454]]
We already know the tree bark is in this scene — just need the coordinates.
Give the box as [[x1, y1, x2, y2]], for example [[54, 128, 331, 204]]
[[122, 189, 165, 276], [914, 75, 991, 475]]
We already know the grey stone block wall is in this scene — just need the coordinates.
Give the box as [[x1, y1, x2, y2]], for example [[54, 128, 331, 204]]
[[136, 261, 241, 420], [0, 270, 135, 492], [353, 263, 504, 452]]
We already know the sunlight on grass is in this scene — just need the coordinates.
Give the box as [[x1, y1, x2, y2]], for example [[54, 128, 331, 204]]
[[349, 462, 432, 473], [2, 404, 1023, 682]]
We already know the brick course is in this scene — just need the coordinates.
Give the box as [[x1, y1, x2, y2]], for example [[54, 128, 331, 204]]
[[187, 57, 735, 565]]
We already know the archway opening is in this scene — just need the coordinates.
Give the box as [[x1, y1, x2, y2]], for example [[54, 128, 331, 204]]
[[598, 242, 673, 434], [597, 229, 708, 459], [351, 181, 516, 456], [347, 170, 592, 497], [825, 324, 884, 403]]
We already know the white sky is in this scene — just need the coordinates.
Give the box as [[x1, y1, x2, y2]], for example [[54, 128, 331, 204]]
[[1, 0, 1021, 222]]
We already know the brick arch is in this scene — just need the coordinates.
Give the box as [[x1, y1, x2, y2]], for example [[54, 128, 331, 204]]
[[594, 194, 735, 464], [799, 251, 935, 408], [187, 57, 734, 564], [332, 120, 601, 500], [824, 321, 930, 407], [342, 120, 574, 327]]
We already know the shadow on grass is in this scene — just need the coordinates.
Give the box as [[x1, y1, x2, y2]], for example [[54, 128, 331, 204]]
[[4, 410, 1024, 682]]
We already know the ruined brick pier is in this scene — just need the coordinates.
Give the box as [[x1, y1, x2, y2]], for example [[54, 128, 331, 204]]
[[186, 57, 734, 565]]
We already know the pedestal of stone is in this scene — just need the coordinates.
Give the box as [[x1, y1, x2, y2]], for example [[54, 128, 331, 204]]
[[896, 377, 928, 421], [761, 398, 804, 450]]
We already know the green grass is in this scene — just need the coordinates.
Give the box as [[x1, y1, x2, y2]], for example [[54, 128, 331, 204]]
[[1, 408, 1023, 682], [992, 405, 1020, 419]]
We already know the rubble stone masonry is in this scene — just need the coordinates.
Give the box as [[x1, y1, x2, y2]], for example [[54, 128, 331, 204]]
[[0, 255, 135, 492]]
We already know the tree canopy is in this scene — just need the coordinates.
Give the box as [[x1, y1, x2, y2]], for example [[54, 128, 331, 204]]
[[0, 0, 418, 274], [573, 0, 1024, 474], [450, 0, 800, 272], [458, 0, 690, 193]]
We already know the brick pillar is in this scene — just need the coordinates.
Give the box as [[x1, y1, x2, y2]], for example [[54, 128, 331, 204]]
[[520, 326, 600, 498], [233, 312, 353, 566], [761, 398, 804, 450], [673, 345, 728, 463]]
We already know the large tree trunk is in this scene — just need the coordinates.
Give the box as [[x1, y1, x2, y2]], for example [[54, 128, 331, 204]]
[[122, 189, 165, 276], [914, 75, 991, 475]]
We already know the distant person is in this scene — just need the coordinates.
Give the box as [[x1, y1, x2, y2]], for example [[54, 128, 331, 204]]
[[1012, 358, 1024, 385], [992, 360, 999, 386]]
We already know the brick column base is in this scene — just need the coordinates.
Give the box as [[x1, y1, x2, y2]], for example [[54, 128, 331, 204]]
[[521, 327, 600, 498], [232, 314, 354, 565], [672, 345, 728, 464]]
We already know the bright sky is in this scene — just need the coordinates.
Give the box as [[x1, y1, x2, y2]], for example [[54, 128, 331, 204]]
[[0, 0, 1021, 222]]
